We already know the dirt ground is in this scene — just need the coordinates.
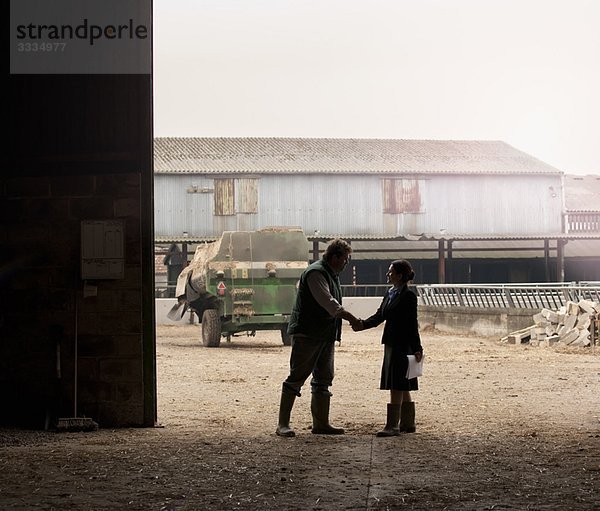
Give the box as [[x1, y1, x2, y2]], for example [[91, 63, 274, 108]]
[[1, 323, 599, 510]]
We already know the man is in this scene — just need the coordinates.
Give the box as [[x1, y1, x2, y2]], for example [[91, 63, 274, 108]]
[[162, 243, 184, 298], [276, 238, 361, 437]]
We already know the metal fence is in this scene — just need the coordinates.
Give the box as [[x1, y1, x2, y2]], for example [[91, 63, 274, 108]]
[[416, 282, 600, 309], [566, 212, 600, 233], [158, 281, 600, 307]]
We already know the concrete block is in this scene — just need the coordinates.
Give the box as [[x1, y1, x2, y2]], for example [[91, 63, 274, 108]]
[[577, 300, 598, 315], [563, 315, 577, 330], [566, 301, 580, 315], [533, 312, 545, 324], [508, 332, 531, 344], [559, 328, 579, 345], [532, 327, 546, 341], [570, 330, 591, 347], [577, 316, 591, 331], [576, 312, 590, 325], [569, 339, 588, 347], [576, 329, 591, 345], [547, 334, 560, 345]]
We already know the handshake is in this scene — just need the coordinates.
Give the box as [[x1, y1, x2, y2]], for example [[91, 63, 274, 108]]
[[339, 310, 365, 332], [349, 317, 364, 332]]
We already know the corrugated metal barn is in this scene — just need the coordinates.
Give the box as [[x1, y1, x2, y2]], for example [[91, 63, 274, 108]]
[[154, 138, 600, 286]]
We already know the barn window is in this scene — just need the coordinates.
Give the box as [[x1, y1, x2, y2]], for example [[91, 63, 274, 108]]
[[214, 179, 235, 216], [237, 178, 258, 214], [382, 179, 423, 213]]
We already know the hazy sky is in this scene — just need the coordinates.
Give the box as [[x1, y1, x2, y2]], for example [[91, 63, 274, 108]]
[[153, 0, 600, 175]]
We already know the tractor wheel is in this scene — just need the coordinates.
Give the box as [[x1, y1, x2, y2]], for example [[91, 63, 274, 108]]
[[281, 327, 292, 346], [202, 309, 221, 347]]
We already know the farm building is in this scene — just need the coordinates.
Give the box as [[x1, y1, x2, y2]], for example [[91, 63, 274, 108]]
[[154, 138, 600, 287]]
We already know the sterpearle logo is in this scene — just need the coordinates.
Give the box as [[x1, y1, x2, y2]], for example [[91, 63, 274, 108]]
[[11, 0, 151, 74]]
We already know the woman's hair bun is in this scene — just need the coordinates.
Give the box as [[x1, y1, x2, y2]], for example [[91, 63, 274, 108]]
[[391, 259, 415, 283]]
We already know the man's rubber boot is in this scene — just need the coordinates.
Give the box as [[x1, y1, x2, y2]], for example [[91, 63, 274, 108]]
[[276, 391, 296, 437], [376, 403, 401, 437], [399, 401, 416, 433], [311, 393, 345, 435]]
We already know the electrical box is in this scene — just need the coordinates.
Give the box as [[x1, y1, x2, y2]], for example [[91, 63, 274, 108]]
[[81, 220, 125, 280]]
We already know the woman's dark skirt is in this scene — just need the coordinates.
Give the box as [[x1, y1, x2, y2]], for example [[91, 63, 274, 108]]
[[380, 343, 418, 391]]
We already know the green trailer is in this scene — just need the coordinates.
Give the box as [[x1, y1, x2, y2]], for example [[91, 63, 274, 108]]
[[171, 228, 309, 346]]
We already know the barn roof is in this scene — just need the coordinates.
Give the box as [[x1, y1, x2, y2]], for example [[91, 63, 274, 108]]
[[154, 137, 562, 176]]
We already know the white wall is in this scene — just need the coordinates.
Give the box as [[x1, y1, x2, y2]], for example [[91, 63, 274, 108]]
[[156, 298, 198, 325]]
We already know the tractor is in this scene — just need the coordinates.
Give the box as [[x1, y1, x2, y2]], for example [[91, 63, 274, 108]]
[[169, 228, 309, 346]]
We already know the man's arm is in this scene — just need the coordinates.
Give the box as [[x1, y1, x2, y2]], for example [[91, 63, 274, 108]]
[[306, 272, 361, 326]]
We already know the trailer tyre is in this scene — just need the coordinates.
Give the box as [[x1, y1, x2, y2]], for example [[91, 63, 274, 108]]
[[281, 327, 292, 346], [202, 309, 221, 347]]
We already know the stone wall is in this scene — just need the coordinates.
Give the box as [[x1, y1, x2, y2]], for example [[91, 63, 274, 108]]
[[1, 173, 150, 427], [344, 299, 535, 338], [4, 69, 155, 428], [418, 305, 536, 338]]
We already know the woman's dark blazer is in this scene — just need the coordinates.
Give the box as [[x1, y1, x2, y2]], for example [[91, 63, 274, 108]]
[[362, 285, 422, 355]]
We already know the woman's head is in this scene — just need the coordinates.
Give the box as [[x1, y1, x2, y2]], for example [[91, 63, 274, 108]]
[[388, 259, 415, 284]]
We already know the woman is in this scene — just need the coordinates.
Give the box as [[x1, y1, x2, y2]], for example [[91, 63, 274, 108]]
[[354, 259, 423, 436]]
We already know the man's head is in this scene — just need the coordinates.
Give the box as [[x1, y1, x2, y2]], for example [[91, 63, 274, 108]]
[[323, 238, 352, 274]]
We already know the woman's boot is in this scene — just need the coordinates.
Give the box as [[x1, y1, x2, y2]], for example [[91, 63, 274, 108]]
[[376, 403, 401, 437], [399, 401, 416, 433]]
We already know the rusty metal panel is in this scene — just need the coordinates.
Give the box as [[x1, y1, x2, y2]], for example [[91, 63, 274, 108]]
[[214, 179, 234, 216], [401, 179, 422, 213], [382, 179, 395, 213], [237, 178, 258, 213], [383, 179, 422, 213]]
